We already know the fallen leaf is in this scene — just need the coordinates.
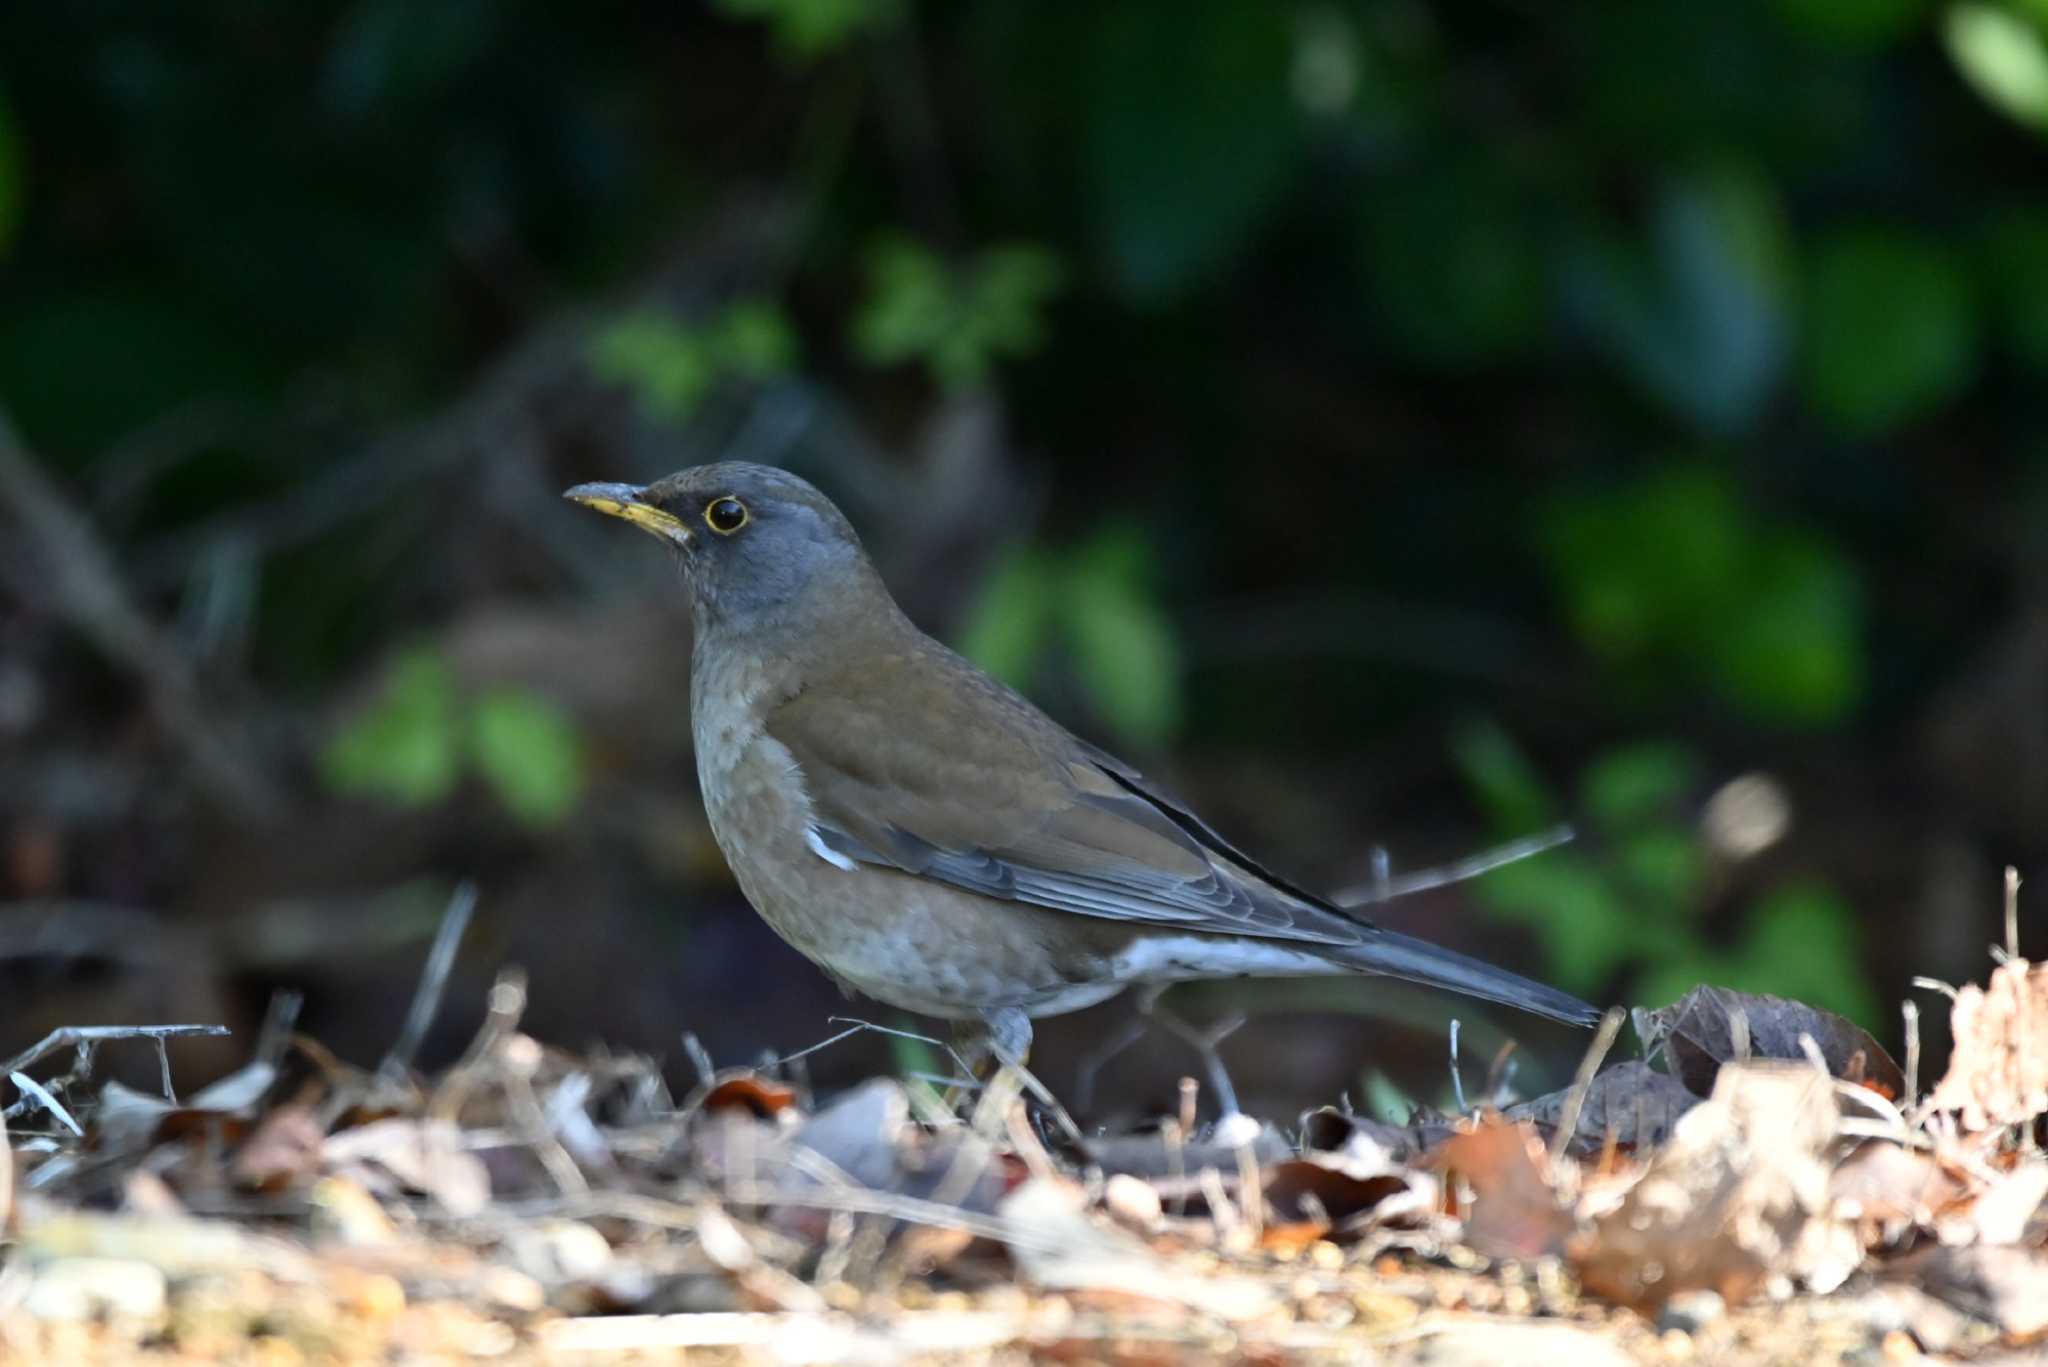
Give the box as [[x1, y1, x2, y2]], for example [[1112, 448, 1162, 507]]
[[1829, 1140, 1970, 1250], [1888, 1243, 2048, 1337], [1923, 958, 2048, 1132], [1426, 1118, 1574, 1259], [322, 1118, 491, 1217], [998, 1177, 1273, 1319], [1573, 1061, 1860, 1311], [1506, 1060, 1700, 1152], [1635, 986, 1904, 1100], [229, 1105, 325, 1192]]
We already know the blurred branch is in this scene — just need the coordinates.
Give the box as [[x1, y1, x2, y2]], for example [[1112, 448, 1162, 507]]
[[129, 196, 804, 593], [0, 412, 281, 819]]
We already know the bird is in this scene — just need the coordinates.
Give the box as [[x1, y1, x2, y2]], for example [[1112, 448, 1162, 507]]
[[566, 463, 1601, 1065]]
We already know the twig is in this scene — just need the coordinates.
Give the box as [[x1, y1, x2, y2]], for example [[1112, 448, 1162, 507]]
[[1448, 1019, 1467, 1114], [2007, 865, 2023, 961], [0, 1024, 230, 1080], [430, 968, 529, 1124], [7, 1073, 81, 1137], [1333, 824, 1576, 907], [0, 1098, 11, 1232], [1548, 1006, 1625, 1165], [381, 882, 479, 1082], [1911, 976, 1959, 1001], [256, 990, 304, 1070], [1902, 999, 1921, 1118], [0, 413, 277, 817]]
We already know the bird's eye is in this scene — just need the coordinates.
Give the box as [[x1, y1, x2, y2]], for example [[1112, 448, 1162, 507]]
[[704, 497, 749, 534]]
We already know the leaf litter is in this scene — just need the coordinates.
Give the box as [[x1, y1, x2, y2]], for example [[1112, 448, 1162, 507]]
[[3, 877, 2048, 1361]]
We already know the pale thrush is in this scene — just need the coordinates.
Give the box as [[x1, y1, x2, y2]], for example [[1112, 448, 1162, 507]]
[[567, 463, 1600, 1061]]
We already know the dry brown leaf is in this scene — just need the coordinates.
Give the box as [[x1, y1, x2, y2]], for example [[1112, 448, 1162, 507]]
[[1426, 1118, 1574, 1260], [1635, 986, 1904, 1100], [1829, 1140, 1971, 1251], [229, 1104, 326, 1193], [322, 1118, 490, 1217], [997, 1176, 1274, 1319], [1506, 1060, 1700, 1152], [1923, 958, 2048, 1132], [1572, 1061, 1860, 1312], [1888, 1243, 2048, 1337]]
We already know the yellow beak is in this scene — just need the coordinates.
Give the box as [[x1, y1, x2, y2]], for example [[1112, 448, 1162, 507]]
[[563, 482, 694, 547]]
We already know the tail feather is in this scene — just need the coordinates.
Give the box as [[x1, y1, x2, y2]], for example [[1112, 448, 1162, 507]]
[[1330, 927, 1603, 1027]]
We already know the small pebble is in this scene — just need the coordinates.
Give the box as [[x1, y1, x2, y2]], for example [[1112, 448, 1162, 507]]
[[1657, 1289, 1726, 1335], [1102, 1174, 1162, 1228]]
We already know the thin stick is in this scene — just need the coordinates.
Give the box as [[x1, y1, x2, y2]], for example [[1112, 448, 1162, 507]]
[[2006, 866, 2023, 962], [1448, 1019, 1467, 1114], [1334, 824, 1575, 907], [382, 882, 478, 1082], [1911, 977, 1959, 1001], [0, 1024, 230, 1080], [1548, 1006, 1625, 1165], [8, 1073, 82, 1136], [154, 1038, 178, 1104], [1902, 999, 1921, 1114]]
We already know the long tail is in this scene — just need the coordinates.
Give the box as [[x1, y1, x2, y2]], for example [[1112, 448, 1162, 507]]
[[1327, 927, 1603, 1027]]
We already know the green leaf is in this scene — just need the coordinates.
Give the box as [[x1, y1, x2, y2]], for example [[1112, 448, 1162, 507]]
[[1083, 0, 1299, 301], [1581, 743, 1700, 830], [1945, 3, 2048, 133], [953, 547, 1059, 687], [1064, 529, 1182, 746], [1710, 531, 1864, 723], [591, 314, 715, 421], [321, 648, 462, 807], [1474, 854, 1636, 992], [1615, 828, 1705, 908], [712, 0, 897, 61], [851, 236, 1063, 389], [1542, 465, 1746, 665], [468, 688, 586, 828], [713, 298, 800, 379], [1561, 166, 1792, 432], [1723, 883, 1879, 1026], [1450, 719, 1557, 834], [941, 245, 1065, 389], [1803, 227, 1979, 437]]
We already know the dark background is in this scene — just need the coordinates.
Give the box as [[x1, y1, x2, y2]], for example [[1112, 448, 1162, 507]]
[[1, 0, 2043, 1123]]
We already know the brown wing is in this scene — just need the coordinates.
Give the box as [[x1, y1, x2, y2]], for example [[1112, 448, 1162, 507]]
[[765, 644, 1371, 947]]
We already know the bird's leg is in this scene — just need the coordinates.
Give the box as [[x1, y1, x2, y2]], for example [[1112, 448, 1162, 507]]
[[1071, 1011, 1152, 1115], [977, 1006, 1034, 1070], [1138, 990, 1248, 1122]]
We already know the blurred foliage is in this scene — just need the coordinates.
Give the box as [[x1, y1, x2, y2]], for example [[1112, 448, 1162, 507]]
[[714, 0, 900, 62], [594, 300, 800, 422], [4, 0, 2047, 1029], [1457, 722, 1877, 1027], [1541, 466, 1864, 725], [322, 648, 586, 829], [851, 237, 1065, 389], [1946, 3, 2048, 132], [956, 526, 1182, 748]]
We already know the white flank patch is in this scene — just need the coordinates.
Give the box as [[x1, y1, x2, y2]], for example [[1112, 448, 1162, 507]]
[[1112, 934, 1332, 983], [806, 825, 858, 872]]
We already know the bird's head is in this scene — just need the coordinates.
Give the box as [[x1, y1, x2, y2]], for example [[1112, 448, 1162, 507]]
[[565, 462, 879, 631]]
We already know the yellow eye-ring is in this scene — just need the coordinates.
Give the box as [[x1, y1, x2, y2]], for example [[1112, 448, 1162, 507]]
[[705, 496, 749, 534]]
